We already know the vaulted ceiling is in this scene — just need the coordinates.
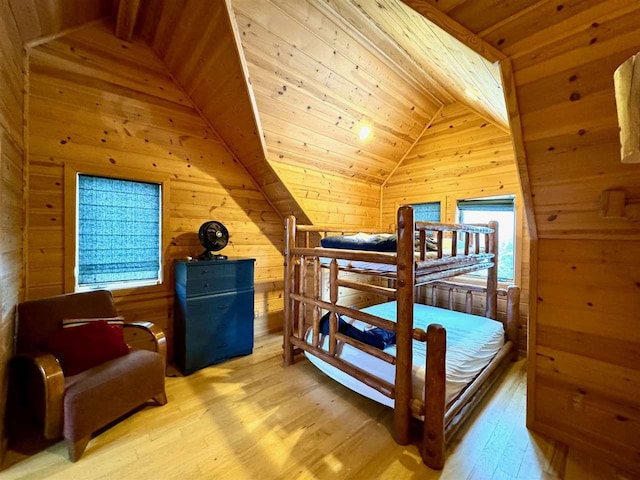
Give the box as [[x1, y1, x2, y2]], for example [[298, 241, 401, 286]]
[[136, 0, 509, 224], [6, 0, 510, 225], [138, 0, 507, 181]]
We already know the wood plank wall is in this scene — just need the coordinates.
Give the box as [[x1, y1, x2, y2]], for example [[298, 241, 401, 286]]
[[0, 0, 25, 460], [415, 0, 640, 472], [26, 21, 285, 358], [7, 0, 111, 44], [507, 5, 640, 472], [232, 0, 441, 227], [382, 102, 529, 354]]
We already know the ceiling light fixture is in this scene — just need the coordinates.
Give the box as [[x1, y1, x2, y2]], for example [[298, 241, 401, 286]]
[[358, 125, 371, 140]]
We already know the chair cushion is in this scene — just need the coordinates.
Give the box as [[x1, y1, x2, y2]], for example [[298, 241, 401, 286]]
[[43, 320, 129, 376], [63, 350, 165, 441]]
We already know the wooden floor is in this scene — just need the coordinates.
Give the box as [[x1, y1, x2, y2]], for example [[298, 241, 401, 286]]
[[1, 334, 632, 480]]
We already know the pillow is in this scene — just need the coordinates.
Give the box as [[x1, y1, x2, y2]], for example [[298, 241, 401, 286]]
[[320, 233, 397, 252], [318, 312, 396, 350], [43, 320, 129, 376]]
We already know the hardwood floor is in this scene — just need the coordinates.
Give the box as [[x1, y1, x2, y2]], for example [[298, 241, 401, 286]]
[[1, 334, 632, 479]]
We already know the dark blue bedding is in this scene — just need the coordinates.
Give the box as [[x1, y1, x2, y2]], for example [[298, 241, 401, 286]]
[[320, 232, 437, 252], [320, 233, 397, 252], [319, 311, 395, 350]]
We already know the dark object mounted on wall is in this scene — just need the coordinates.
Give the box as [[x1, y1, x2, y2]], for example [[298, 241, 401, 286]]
[[197, 221, 229, 260]]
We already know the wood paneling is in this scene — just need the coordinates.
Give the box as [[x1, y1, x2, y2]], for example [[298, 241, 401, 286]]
[[139, 0, 309, 224], [352, 0, 507, 128], [382, 102, 529, 355], [138, 0, 510, 228], [272, 161, 380, 228], [0, 0, 25, 460], [407, 0, 640, 472], [233, 0, 441, 177], [114, 0, 141, 42], [7, 0, 111, 44], [231, 0, 438, 226], [26, 22, 285, 359]]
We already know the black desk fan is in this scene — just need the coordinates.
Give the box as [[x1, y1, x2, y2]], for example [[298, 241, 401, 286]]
[[197, 221, 229, 260]]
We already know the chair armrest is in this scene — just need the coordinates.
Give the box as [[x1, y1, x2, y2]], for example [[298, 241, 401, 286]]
[[14, 352, 64, 439], [124, 321, 167, 367]]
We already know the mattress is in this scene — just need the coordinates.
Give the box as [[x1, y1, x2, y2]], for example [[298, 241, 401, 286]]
[[305, 301, 504, 408]]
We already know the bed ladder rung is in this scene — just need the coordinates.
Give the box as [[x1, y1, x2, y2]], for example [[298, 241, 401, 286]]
[[335, 333, 396, 364]]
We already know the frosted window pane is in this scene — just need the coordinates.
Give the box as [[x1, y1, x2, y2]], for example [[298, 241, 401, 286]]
[[77, 175, 161, 287]]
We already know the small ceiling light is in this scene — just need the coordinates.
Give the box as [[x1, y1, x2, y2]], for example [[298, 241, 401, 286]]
[[358, 125, 371, 140]]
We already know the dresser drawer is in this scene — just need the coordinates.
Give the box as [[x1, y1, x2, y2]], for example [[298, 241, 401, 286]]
[[182, 290, 254, 373], [184, 261, 254, 296]]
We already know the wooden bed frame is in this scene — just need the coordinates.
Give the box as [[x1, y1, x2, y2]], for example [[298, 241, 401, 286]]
[[283, 205, 520, 469]]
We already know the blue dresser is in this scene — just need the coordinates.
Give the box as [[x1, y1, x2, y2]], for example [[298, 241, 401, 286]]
[[174, 258, 255, 375]]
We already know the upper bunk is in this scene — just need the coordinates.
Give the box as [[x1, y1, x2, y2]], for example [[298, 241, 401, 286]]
[[284, 205, 498, 289]]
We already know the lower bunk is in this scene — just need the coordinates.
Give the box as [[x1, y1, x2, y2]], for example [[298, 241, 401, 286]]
[[287, 283, 519, 469]]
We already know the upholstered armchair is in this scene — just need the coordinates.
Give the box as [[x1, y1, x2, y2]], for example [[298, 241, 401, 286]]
[[14, 290, 167, 461]]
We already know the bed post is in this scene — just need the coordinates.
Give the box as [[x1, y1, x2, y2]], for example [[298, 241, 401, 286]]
[[506, 285, 520, 360], [486, 221, 498, 319], [423, 323, 446, 470], [283, 215, 296, 366], [394, 205, 414, 445]]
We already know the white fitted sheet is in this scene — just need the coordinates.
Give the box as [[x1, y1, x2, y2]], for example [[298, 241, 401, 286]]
[[305, 301, 504, 408]]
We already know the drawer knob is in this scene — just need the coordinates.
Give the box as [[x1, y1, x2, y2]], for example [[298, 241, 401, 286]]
[[218, 304, 229, 310]]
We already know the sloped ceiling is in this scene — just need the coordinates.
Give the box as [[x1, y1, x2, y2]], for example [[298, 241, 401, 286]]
[[137, 0, 311, 224], [229, 0, 507, 186], [232, 0, 443, 185], [327, 0, 507, 128], [13, 0, 511, 225]]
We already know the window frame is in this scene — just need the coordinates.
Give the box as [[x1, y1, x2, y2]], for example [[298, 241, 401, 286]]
[[64, 163, 171, 295], [394, 190, 523, 288], [456, 195, 517, 283]]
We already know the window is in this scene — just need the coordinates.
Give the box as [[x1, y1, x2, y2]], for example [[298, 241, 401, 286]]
[[413, 201, 441, 222], [457, 196, 515, 282], [64, 164, 169, 294], [75, 175, 162, 292]]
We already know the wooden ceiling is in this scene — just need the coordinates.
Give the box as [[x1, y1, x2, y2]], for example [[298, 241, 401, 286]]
[[329, 0, 507, 127], [136, 0, 508, 187], [7, 0, 513, 221], [230, 0, 508, 185], [232, 0, 442, 185]]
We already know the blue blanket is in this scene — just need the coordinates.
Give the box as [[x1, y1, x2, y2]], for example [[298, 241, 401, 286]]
[[319, 312, 395, 350], [320, 233, 397, 252]]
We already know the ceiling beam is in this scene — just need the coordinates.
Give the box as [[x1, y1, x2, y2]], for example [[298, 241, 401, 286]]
[[115, 0, 141, 41]]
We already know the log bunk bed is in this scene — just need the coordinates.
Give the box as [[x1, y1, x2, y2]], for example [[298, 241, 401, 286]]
[[282, 205, 520, 469]]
